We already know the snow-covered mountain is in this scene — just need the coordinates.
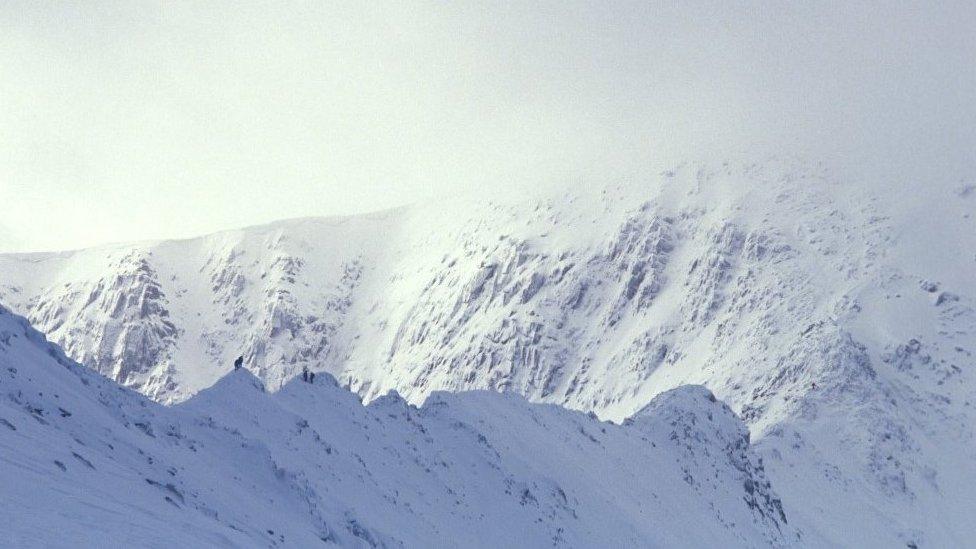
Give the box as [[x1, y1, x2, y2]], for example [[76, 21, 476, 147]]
[[1, 158, 975, 546], [0, 209, 389, 402], [0, 304, 793, 547]]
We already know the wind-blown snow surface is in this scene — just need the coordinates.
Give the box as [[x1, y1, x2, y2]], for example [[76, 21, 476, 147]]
[[0, 305, 793, 547], [1, 158, 975, 546]]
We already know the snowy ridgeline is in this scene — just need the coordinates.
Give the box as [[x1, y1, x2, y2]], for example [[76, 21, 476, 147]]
[[0, 305, 794, 548]]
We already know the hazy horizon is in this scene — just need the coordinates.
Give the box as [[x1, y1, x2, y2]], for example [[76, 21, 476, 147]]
[[3, 1, 975, 252]]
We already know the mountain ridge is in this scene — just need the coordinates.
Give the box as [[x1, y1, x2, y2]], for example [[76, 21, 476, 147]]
[[0, 304, 795, 547], [1, 157, 974, 546]]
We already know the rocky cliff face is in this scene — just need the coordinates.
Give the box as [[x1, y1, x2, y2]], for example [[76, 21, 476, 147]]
[[10, 251, 180, 399], [0, 214, 387, 402]]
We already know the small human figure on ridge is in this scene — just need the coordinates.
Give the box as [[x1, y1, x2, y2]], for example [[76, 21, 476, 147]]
[[234, 355, 244, 371]]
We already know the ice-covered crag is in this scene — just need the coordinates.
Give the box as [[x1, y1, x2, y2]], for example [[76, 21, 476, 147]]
[[0, 213, 386, 401]]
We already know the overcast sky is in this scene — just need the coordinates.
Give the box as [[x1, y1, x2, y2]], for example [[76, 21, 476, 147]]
[[2, 1, 975, 252]]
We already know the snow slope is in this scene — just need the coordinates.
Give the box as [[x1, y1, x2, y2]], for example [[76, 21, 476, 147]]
[[1, 158, 975, 546], [0, 305, 794, 547]]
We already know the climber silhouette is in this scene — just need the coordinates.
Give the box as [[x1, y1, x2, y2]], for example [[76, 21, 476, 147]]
[[234, 355, 244, 371]]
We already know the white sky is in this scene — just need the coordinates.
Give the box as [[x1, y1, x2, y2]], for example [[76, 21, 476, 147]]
[[2, 2, 975, 252]]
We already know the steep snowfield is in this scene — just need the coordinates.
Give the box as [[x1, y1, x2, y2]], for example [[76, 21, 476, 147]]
[[0, 305, 793, 547], [1, 158, 975, 546]]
